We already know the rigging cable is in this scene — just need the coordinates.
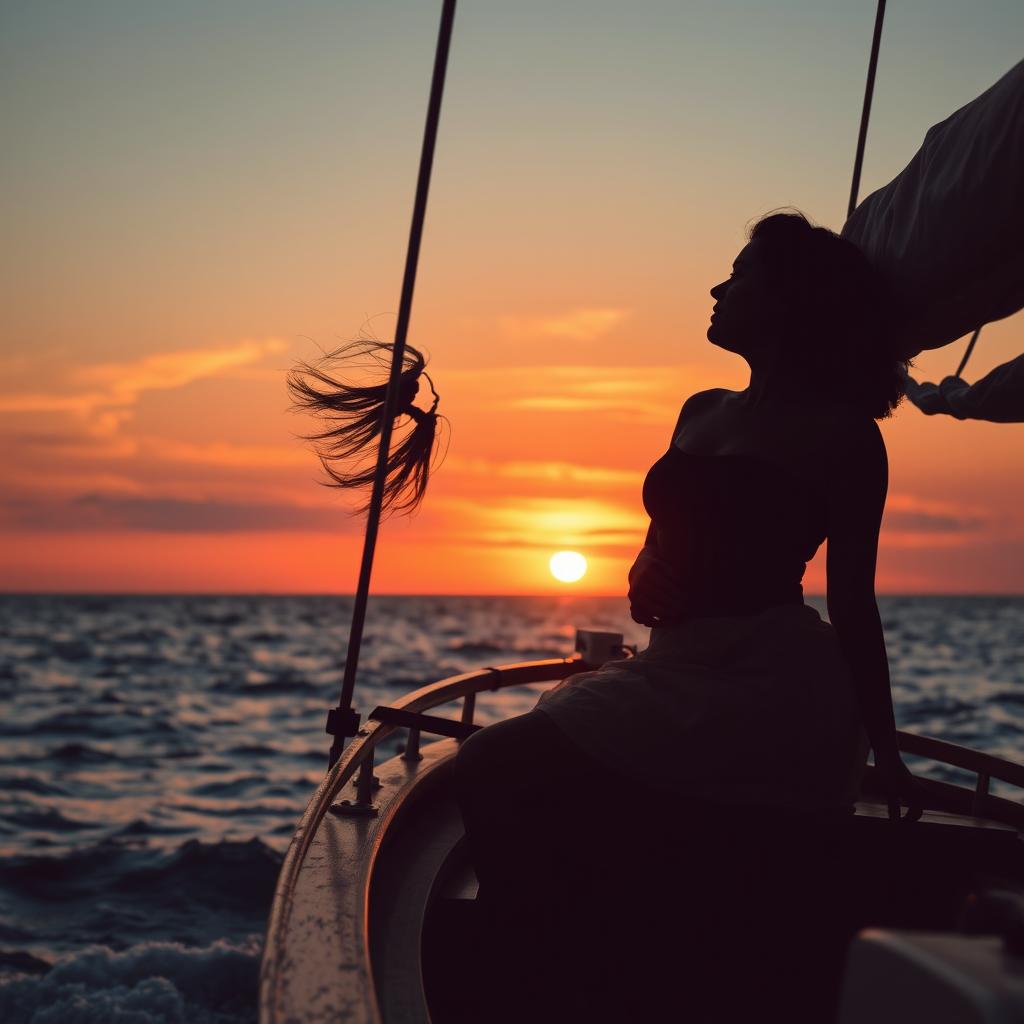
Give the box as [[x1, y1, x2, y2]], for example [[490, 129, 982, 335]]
[[326, 0, 458, 771], [847, 0, 886, 219]]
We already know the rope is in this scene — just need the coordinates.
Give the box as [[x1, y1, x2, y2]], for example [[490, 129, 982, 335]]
[[955, 325, 984, 378], [847, 0, 887, 219], [328, 0, 458, 771]]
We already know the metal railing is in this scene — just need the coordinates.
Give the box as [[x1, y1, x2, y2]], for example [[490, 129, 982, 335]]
[[321, 652, 1024, 823], [897, 731, 1024, 820], [329, 655, 585, 816]]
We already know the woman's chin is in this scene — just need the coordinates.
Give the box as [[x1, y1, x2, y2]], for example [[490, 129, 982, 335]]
[[707, 325, 744, 355]]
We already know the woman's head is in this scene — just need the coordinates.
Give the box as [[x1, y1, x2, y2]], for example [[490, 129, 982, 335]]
[[707, 210, 905, 418]]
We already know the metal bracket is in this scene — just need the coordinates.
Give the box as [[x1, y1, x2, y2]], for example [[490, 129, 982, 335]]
[[325, 706, 361, 738], [369, 705, 481, 742]]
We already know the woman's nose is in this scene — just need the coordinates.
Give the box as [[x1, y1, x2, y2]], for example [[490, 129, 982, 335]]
[[710, 281, 726, 300]]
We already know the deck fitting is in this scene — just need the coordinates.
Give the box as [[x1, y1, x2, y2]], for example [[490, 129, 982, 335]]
[[330, 798, 379, 818]]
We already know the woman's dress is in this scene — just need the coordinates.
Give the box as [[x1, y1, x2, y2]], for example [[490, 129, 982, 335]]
[[536, 444, 868, 812]]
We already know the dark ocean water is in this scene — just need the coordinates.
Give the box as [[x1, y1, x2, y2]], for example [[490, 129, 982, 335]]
[[1, 593, 1022, 1022]]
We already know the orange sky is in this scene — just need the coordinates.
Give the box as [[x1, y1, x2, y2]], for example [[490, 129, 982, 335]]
[[2, 2, 1023, 595]]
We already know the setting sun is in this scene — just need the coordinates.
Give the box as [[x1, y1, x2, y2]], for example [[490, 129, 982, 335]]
[[549, 550, 587, 583]]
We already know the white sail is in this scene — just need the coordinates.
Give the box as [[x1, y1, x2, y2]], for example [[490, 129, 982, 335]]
[[842, 59, 1024, 359]]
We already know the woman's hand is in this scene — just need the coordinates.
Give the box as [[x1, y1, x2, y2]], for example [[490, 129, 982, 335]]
[[628, 547, 685, 627], [874, 754, 926, 823], [901, 369, 951, 415]]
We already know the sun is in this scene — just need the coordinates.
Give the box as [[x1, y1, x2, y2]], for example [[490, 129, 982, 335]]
[[549, 550, 587, 583]]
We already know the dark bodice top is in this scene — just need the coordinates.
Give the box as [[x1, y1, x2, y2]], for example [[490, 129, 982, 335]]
[[642, 445, 827, 619]]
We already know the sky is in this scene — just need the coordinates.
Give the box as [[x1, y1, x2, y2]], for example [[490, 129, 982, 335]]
[[1, 0, 1022, 595]]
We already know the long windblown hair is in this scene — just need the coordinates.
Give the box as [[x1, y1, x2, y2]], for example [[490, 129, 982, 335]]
[[287, 340, 447, 516], [748, 210, 906, 419]]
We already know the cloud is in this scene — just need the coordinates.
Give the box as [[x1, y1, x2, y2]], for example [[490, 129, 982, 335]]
[[444, 456, 642, 488], [884, 494, 990, 538], [0, 338, 287, 433], [8, 432, 312, 481], [76, 339, 287, 403], [1, 493, 354, 533], [139, 438, 308, 469], [498, 307, 630, 342], [445, 364, 703, 423], [508, 396, 675, 421]]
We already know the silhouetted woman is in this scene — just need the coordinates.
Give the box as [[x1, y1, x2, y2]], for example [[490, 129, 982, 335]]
[[453, 211, 923, 1022]]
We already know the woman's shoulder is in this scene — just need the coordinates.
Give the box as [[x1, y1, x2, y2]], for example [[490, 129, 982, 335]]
[[670, 388, 735, 440], [676, 387, 735, 419]]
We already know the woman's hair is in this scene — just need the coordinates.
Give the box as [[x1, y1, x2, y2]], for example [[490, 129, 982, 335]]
[[747, 210, 905, 419], [287, 340, 446, 516]]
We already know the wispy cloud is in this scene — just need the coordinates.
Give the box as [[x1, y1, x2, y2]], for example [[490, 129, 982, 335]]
[[882, 493, 992, 547], [445, 456, 643, 488], [445, 365, 707, 424], [498, 307, 630, 342], [505, 369, 677, 422], [0, 493, 352, 533], [140, 437, 307, 469], [0, 338, 311, 531], [0, 338, 287, 434]]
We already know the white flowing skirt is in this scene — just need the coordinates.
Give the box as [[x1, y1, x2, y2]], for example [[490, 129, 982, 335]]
[[536, 603, 867, 812]]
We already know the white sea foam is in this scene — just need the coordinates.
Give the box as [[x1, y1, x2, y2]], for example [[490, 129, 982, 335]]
[[0, 937, 260, 1024]]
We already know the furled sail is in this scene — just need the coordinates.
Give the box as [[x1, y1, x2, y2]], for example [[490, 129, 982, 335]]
[[842, 59, 1024, 359]]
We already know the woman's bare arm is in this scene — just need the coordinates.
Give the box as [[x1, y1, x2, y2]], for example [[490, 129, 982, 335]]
[[824, 420, 897, 760], [825, 420, 922, 818]]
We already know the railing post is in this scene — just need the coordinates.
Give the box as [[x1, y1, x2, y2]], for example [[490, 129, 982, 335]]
[[331, 741, 380, 817], [973, 772, 991, 817], [402, 726, 423, 762], [461, 691, 476, 731]]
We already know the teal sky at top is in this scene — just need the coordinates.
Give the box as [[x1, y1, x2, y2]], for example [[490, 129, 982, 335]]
[[2, 1, 1022, 369]]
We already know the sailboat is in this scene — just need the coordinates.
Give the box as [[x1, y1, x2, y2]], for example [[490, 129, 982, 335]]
[[260, 3, 1024, 1020], [258, 628, 1024, 1022]]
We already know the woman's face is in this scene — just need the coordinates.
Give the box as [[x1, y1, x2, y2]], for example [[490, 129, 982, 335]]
[[706, 238, 787, 362]]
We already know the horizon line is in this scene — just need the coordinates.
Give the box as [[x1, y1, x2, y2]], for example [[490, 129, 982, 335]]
[[3, 590, 1023, 599]]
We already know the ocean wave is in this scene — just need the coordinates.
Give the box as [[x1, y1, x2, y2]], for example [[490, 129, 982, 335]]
[[188, 777, 268, 799], [446, 640, 505, 656], [3, 777, 70, 797], [989, 690, 1024, 707], [2, 837, 281, 895], [5, 710, 181, 740], [211, 672, 322, 696], [0, 937, 260, 1024], [223, 744, 276, 758], [0, 838, 282, 952], [0, 806, 94, 833], [48, 742, 116, 763], [50, 639, 93, 662]]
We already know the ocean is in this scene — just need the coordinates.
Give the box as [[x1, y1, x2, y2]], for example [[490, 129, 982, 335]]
[[1, 593, 1022, 1022]]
